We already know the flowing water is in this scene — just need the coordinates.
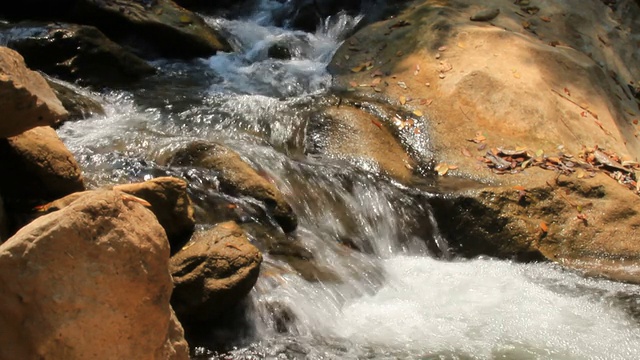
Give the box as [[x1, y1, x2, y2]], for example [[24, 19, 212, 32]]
[[24, 0, 640, 358]]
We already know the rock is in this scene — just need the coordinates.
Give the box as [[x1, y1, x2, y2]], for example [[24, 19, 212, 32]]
[[170, 221, 262, 324], [72, 0, 232, 59], [7, 24, 156, 87], [0, 126, 85, 219], [0, 46, 68, 138], [113, 177, 196, 250], [0, 195, 7, 242], [329, 0, 640, 278], [432, 169, 640, 281], [0, 190, 189, 359], [170, 141, 298, 233], [470, 8, 500, 21], [289, 0, 362, 32], [46, 77, 105, 121], [306, 101, 419, 183], [267, 43, 292, 60]]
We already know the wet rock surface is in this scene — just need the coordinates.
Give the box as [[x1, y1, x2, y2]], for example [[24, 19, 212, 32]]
[[7, 23, 156, 87], [0, 46, 68, 138], [170, 141, 298, 233], [0, 190, 189, 360], [46, 77, 106, 121]]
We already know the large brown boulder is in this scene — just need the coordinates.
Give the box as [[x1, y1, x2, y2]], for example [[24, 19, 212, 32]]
[[0, 190, 189, 359], [170, 221, 262, 324], [0, 126, 85, 214], [7, 23, 156, 87], [170, 141, 298, 233], [114, 177, 196, 249], [329, 0, 640, 278], [0, 47, 68, 138]]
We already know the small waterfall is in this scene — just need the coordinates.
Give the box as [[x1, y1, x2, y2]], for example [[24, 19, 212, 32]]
[[38, 0, 640, 358]]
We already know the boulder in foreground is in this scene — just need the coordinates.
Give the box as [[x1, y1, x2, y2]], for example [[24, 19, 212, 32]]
[[0, 190, 189, 359]]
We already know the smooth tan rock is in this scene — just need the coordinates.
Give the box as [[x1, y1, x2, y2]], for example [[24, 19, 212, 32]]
[[170, 142, 298, 233], [0, 190, 189, 360], [0, 47, 68, 138], [0, 127, 84, 210], [114, 177, 196, 248], [170, 221, 262, 324]]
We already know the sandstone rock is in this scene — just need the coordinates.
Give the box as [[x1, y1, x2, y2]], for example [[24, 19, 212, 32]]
[[72, 0, 231, 59], [114, 177, 196, 250], [330, 0, 640, 278], [432, 168, 640, 283], [0, 126, 85, 215], [46, 77, 106, 122], [170, 141, 298, 233], [170, 221, 262, 324], [0, 47, 68, 138], [7, 24, 156, 87], [0, 190, 189, 360]]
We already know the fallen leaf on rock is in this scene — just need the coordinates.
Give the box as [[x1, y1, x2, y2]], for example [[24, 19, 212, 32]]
[[564, 87, 571, 96], [540, 16, 551, 22], [398, 81, 408, 89], [371, 119, 382, 129], [413, 110, 423, 117], [351, 65, 365, 73], [435, 163, 449, 176], [468, 132, 486, 143], [540, 221, 548, 233], [372, 70, 384, 77], [371, 77, 382, 86], [513, 185, 526, 191], [633, 119, 638, 125], [462, 148, 472, 157], [438, 46, 447, 52], [448, 165, 459, 170], [399, 96, 407, 105]]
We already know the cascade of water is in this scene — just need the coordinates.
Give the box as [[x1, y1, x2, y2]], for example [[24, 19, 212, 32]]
[[45, 1, 640, 359]]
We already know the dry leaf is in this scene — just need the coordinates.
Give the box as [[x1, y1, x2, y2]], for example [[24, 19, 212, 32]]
[[399, 96, 407, 105], [448, 165, 459, 170], [435, 163, 449, 176], [413, 110, 423, 117], [351, 65, 365, 73], [398, 81, 408, 89], [540, 16, 551, 22], [540, 221, 549, 233], [371, 77, 382, 86], [564, 87, 571, 96], [513, 185, 526, 191], [462, 148, 472, 157], [371, 119, 382, 129], [633, 119, 638, 125]]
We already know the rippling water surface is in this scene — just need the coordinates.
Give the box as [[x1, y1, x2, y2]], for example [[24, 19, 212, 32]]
[[45, 1, 640, 358]]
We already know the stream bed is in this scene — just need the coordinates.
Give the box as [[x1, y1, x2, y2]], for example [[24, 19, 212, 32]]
[[43, 1, 640, 359]]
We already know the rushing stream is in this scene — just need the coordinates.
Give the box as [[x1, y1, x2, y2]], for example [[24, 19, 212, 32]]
[[34, 0, 640, 358]]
